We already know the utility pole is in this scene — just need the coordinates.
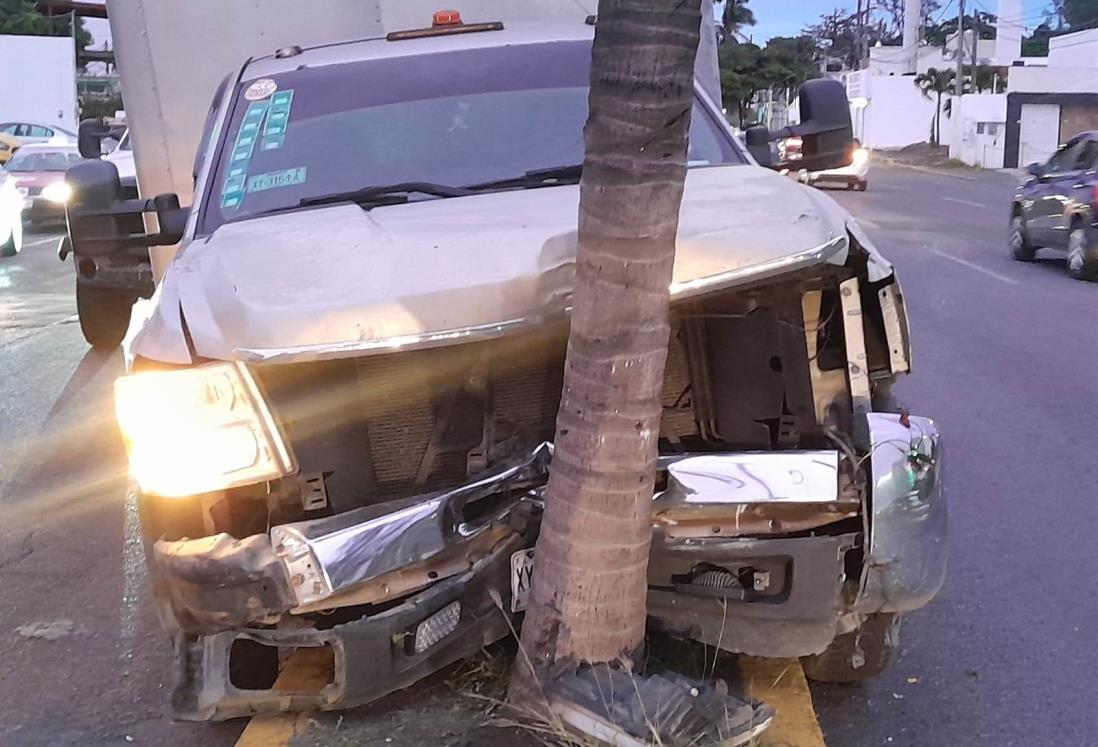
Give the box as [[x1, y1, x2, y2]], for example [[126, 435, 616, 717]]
[[955, 0, 965, 97], [854, 0, 864, 69]]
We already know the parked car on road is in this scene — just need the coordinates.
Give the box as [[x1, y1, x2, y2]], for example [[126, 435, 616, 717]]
[[1011, 131, 1098, 281], [3, 143, 85, 226], [0, 171, 24, 257], [0, 121, 76, 146], [0, 132, 21, 164], [800, 140, 870, 191], [67, 14, 945, 722]]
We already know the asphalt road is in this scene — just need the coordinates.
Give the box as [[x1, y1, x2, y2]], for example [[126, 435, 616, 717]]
[[0, 164, 1095, 746]]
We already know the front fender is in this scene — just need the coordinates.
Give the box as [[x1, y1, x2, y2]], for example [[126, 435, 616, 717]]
[[856, 413, 946, 614]]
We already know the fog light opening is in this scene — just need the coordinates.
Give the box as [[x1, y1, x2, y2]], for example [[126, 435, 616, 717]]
[[228, 639, 335, 693]]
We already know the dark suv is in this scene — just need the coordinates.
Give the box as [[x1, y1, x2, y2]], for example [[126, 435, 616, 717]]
[[1011, 131, 1098, 281]]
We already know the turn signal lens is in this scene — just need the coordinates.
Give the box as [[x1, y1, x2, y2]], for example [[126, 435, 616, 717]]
[[115, 362, 295, 497]]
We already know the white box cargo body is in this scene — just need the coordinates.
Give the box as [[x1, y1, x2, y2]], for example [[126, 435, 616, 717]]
[[0, 35, 77, 133], [105, 0, 598, 276], [104, 0, 728, 278]]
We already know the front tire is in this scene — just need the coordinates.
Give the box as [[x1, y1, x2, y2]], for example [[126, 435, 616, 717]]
[[801, 613, 900, 683], [1010, 214, 1036, 262], [0, 219, 21, 257], [1067, 225, 1098, 281], [76, 282, 136, 348]]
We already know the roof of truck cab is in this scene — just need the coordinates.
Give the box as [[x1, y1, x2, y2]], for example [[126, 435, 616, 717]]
[[242, 20, 595, 81]]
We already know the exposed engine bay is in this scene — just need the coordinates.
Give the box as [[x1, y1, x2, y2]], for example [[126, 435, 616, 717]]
[[131, 238, 944, 721]]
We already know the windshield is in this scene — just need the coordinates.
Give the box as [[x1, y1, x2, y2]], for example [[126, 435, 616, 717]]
[[200, 40, 744, 233], [5, 150, 83, 172]]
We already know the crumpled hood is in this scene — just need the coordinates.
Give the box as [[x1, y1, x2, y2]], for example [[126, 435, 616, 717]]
[[134, 166, 892, 364]]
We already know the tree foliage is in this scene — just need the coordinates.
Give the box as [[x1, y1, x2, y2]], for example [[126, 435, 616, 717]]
[[0, 0, 92, 54], [803, 2, 943, 67], [719, 0, 755, 44], [924, 11, 998, 46], [874, 0, 942, 42], [1050, 0, 1098, 31], [717, 36, 818, 125], [914, 67, 954, 146]]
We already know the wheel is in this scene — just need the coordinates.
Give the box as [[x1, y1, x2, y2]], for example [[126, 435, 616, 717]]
[[801, 613, 900, 683], [1009, 213, 1036, 262], [0, 219, 21, 257], [76, 282, 136, 348], [1067, 225, 1098, 281]]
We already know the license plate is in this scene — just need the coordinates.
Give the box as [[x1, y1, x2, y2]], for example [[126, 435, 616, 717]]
[[509, 549, 535, 613]]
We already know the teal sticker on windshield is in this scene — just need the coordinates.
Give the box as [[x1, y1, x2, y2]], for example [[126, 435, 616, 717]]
[[261, 89, 294, 151], [221, 173, 247, 208], [221, 100, 271, 209], [248, 167, 307, 193]]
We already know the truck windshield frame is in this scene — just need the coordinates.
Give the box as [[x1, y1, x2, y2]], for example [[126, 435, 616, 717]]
[[197, 40, 747, 235]]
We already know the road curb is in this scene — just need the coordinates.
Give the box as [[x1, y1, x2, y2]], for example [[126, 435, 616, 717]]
[[874, 157, 1017, 184], [741, 658, 828, 747]]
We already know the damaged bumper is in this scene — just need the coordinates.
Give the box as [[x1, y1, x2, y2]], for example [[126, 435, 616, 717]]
[[151, 417, 944, 720]]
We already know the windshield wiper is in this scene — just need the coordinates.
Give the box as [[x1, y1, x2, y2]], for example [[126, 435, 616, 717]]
[[467, 164, 583, 192], [298, 182, 473, 209]]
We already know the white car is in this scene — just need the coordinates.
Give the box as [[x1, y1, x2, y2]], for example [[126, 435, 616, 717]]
[[0, 171, 23, 257], [0, 121, 77, 146], [800, 142, 870, 191], [105, 129, 136, 182]]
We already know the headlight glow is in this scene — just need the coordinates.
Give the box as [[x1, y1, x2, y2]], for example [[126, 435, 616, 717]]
[[115, 362, 295, 497], [852, 147, 870, 166], [42, 181, 72, 203]]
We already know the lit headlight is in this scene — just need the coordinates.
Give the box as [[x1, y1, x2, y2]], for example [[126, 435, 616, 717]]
[[42, 181, 72, 203], [114, 362, 295, 497], [852, 147, 870, 166]]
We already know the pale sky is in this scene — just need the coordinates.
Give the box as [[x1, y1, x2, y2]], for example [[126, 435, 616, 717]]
[[718, 0, 1058, 44], [84, 2, 1060, 52]]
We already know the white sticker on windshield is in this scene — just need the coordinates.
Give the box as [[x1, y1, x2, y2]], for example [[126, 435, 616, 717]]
[[244, 78, 277, 101]]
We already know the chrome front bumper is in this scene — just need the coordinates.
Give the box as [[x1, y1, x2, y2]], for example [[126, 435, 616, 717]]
[[151, 412, 945, 719]]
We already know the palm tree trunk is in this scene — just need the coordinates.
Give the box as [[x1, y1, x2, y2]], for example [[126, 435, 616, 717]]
[[509, 0, 702, 710], [934, 92, 941, 146]]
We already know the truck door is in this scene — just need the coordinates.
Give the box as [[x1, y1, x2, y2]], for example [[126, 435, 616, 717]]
[[1030, 138, 1087, 247], [1068, 139, 1098, 228]]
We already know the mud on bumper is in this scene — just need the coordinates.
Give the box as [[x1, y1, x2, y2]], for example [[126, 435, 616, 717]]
[[153, 414, 945, 721]]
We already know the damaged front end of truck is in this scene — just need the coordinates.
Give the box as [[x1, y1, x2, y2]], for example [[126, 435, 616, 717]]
[[110, 177, 945, 719]]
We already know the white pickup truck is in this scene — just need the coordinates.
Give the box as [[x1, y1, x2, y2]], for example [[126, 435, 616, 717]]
[[65, 12, 945, 722]]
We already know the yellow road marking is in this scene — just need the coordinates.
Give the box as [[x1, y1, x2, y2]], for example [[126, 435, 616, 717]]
[[237, 652, 825, 746], [741, 657, 827, 747], [235, 649, 333, 747]]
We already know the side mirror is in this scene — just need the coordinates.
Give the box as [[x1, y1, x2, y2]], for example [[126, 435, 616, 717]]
[[745, 125, 775, 167], [78, 118, 113, 159], [788, 79, 854, 172], [748, 79, 855, 173], [1026, 162, 1044, 177], [65, 159, 189, 258]]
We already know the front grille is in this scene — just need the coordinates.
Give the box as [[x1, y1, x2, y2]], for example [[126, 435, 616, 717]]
[[258, 321, 697, 510]]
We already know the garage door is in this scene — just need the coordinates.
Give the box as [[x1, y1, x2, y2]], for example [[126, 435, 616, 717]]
[[1061, 105, 1098, 142], [1020, 104, 1061, 166]]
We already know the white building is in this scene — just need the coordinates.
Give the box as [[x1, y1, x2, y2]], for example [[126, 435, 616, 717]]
[[0, 35, 78, 133], [1004, 29, 1098, 167]]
